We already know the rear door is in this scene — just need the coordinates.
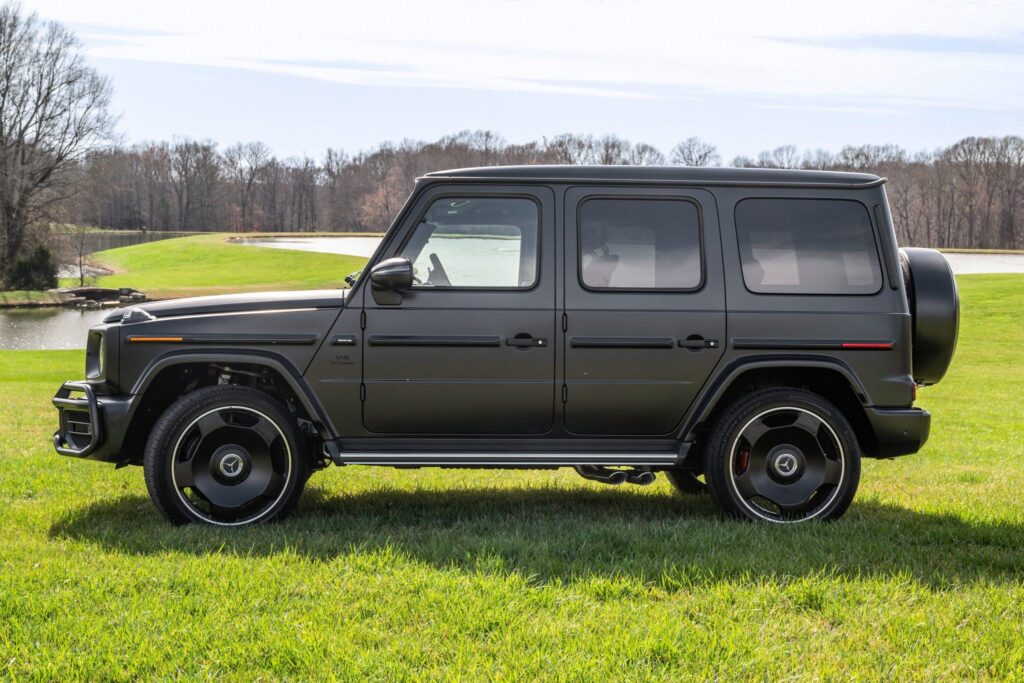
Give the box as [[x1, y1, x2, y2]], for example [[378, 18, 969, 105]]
[[361, 185, 556, 435], [562, 186, 725, 435]]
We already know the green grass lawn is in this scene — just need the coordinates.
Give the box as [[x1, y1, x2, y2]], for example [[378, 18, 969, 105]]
[[2, 275, 1023, 679], [63, 234, 369, 300]]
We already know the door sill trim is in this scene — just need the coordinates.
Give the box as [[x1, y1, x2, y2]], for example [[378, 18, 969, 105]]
[[331, 452, 679, 467]]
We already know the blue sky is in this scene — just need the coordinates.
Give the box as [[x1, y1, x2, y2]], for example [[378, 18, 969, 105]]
[[28, 0, 1024, 161]]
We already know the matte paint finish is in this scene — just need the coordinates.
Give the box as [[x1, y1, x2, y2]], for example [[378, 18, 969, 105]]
[[713, 185, 914, 408], [357, 184, 557, 435], [562, 186, 726, 435], [57, 166, 935, 465], [116, 307, 342, 392]]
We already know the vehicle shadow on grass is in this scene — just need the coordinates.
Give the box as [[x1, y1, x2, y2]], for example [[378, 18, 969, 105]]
[[50, 486, 1024, 588]]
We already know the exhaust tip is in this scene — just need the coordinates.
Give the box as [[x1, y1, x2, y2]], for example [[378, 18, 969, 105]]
[[628, 471, 655, 486], [608, 470, 628, 485]]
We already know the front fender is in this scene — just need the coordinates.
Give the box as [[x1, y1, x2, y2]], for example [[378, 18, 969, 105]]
[[129, 350, 338, 439]]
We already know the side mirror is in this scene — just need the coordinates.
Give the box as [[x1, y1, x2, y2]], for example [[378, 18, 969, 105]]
[[369, 257, 414, 290]]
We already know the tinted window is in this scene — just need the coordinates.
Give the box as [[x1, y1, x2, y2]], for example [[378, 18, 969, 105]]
[[579, 199, 702, 290], [400, 197, 539, 288], [735, 198, 882, 295]]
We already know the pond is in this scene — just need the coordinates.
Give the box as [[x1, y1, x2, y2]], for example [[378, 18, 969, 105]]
[[941, 252, 1024, 274], [234, 236, 382, 258], [0, 308, 111, 350]]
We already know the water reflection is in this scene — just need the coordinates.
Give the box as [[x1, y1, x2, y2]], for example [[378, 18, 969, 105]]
[[235, 236, 382, 258], [0, 308, 111, 350]]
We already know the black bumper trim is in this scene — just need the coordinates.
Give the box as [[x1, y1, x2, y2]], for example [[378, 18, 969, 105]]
[[52, 382, 103, 457], [863, 406, 931, 458]]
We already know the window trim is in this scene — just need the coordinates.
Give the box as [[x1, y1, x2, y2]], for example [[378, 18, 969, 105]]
[[575, 195, 706, 293], [396, 193, 543, 292], [733, 196, 885, 297]]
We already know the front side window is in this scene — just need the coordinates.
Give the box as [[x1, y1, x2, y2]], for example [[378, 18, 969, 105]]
[[400, 197, 539, 288], [735, 198, 882, 295], [578, 198, 702, 290]]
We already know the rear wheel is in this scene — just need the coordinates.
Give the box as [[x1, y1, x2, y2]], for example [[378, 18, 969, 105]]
[[143, 385, 309, 526], [703, 388, 860, 523]]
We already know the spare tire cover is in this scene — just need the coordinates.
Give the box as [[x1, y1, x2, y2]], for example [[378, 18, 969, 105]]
[[900, 248, 959, 385]]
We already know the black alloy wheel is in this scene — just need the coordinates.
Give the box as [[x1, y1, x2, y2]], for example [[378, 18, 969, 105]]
[[144, 386, 309, 526], [703, 388, 860, 523]]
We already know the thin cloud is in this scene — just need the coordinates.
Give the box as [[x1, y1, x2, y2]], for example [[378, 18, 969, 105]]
[[771, 33, 1024, 55]]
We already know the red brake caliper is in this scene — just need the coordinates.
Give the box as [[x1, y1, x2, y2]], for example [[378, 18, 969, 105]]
[[735, 445, 750, 475]]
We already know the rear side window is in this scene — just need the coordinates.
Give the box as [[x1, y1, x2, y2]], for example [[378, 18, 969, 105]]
[[579, 198, 702, 290], [735, 198, 882, 295]]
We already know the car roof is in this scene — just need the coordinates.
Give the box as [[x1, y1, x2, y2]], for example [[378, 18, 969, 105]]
[[422, 165, 884, 188]]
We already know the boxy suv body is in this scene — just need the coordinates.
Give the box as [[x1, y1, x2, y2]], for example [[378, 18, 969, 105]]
[[53, 166, 959, 525]]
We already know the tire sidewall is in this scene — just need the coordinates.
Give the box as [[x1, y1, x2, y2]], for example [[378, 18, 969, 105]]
[[704, 388, 861, 523], [143, 386, 308, 526]]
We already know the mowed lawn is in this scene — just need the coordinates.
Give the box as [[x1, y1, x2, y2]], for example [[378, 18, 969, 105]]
[[2, 275, 1023, 680], [70, 234, 368, 299]]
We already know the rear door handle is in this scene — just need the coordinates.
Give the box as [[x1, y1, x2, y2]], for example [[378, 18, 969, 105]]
[[679, 338, 719, 349], [506, 335, 547, 348]]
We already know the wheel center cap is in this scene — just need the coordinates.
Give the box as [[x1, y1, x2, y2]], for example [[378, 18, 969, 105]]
[[767, 445, 805, 483], [219, 453, 244, 478], [774, 452, 798, 477], [211, 445, 252, 484]]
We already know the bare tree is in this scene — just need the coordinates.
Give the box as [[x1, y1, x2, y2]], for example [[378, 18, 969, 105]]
[[544, 134, 597, 165], [629, 142, 666, 166], [169, 139, 220, 230], [756, 145, 800, 169], [224, 141, 270, 231], [670, 137, 720, 167], [0, 4, 114, 286], [68, 223, 91, 286]]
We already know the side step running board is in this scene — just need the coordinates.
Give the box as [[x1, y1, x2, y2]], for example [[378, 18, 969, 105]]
[[330, 452, 678, 467]]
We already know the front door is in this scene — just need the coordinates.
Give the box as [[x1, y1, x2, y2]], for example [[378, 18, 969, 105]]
[[362, 185, 556, 435], [563, 187, 726, 435]]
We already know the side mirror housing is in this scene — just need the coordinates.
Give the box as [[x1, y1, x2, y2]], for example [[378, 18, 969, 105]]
[[370, 257, 414, 290]]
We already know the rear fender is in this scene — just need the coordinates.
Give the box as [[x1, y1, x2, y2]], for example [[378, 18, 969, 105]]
[[677, 355, 871, 442]]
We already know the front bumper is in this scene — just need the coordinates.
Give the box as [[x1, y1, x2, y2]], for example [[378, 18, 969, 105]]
[[863, 406, 931, 458], [53, 381, 133, 462]]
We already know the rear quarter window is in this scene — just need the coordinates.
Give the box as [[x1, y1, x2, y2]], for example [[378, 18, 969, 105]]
[[735, 198, 882, 295]]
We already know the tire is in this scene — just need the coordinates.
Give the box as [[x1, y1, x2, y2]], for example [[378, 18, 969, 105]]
[[666, 469, 706, 495], [703, 388, 860, 523], [900, 248, 959, 385], [143, 385, 309, 526]]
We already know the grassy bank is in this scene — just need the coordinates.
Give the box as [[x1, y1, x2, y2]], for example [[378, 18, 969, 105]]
[[2, 275, 1023, 678], [71, 234, 370, 300], [0, 290, 64, 307]]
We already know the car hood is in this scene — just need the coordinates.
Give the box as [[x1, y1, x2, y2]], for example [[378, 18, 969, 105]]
[[103, 289, 349, 322]]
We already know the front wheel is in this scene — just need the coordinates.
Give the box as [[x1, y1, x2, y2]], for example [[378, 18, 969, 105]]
[[703, 388, 860, 523], [143, 385, 309, 526]]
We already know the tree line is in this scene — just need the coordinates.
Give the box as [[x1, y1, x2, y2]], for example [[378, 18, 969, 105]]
[[67, 133, 1024, 250]]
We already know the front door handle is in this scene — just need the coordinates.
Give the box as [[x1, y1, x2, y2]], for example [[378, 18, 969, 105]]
[[506, 335, 547, 348]]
